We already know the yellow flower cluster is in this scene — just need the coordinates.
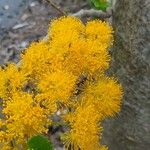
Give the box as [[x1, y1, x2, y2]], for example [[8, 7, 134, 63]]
[[63, 104, 102, 150], [0, 65, 53, 149], [0, 16, 122, 150]]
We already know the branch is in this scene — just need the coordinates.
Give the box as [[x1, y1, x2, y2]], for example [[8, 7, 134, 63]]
[[43, 0, 67, 15], [71, 8, 112, 19]]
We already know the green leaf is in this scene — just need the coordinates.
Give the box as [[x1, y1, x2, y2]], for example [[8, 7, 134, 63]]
[[90, 0, 110, 11], [27, 135, 54, 150]]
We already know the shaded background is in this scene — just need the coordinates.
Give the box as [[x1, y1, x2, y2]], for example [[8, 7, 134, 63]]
[[0, 0, 150, 150], [0, 0, 89, 65]]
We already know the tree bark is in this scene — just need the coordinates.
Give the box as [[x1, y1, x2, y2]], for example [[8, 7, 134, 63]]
[[102, 0, 150, 150]]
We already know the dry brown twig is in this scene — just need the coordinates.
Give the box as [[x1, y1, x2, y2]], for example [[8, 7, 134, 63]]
[[43, 0, 112, 19], [71, 8, 112, 19], [43, 0, 67, 15]]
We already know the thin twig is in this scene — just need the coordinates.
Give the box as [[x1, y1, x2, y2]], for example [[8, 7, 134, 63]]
[[71, 8, 112, 19], [44, 0, 67, 15]]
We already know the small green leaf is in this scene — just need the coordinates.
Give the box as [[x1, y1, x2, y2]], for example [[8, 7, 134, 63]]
[[90, 0, 110, 11], [27, 135, 54, 150]]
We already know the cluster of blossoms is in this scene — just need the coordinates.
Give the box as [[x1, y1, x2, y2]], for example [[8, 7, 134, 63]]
[[0, 16, 122, 150]]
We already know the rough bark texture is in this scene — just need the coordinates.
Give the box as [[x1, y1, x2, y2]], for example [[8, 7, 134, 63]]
[[102, 0, 150, 150]]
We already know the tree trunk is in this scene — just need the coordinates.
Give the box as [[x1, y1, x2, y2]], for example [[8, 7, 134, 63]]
[[102, 0, 150, 150]]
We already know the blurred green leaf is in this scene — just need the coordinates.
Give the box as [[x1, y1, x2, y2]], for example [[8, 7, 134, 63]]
[[90, 0, 110, 11], [27, 135, 54, 150]]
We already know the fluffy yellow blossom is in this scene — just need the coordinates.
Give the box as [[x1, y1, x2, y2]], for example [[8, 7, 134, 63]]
[[38, 70, 77, 104], [83, 39, 110, 74], [21, 41, 58, 80], [48, 17, 85, 56], [35, 93, 57, 114], [47, 16, 112, 75], [81, 76, 123, 118], [0, 64, 27, 100], [60, 39, 87, 75], [49, 16, 85, 40], [85, 20, 113, 48], [0, 16, 122, 150], [63, 104, 103, 150], [0, 68, 7, 99], [4, 64, 27, 90], [0, 92, 51, 149]]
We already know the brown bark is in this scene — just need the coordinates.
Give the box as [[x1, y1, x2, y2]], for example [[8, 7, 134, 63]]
[[102, 0, 150, 150]]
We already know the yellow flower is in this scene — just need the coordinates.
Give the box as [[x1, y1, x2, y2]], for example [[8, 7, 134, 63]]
[[1, 92, 52, 149], [48, 16, 85, 57], [5, 64, 27, 90], [0, 64, 27, 100], [0, 67, 7, 99], [85, 20, 113, 48], [35, 93, 57, 114], [0, 16, 122, 150], [81, 76, 123, 118], [38, 70, 77, 104], [83, 39, 110, 74], [21, 41, 57, 80], [48, 17, 112, 75], [63, 104, 102, 150], [49, 16, 85, 40]]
